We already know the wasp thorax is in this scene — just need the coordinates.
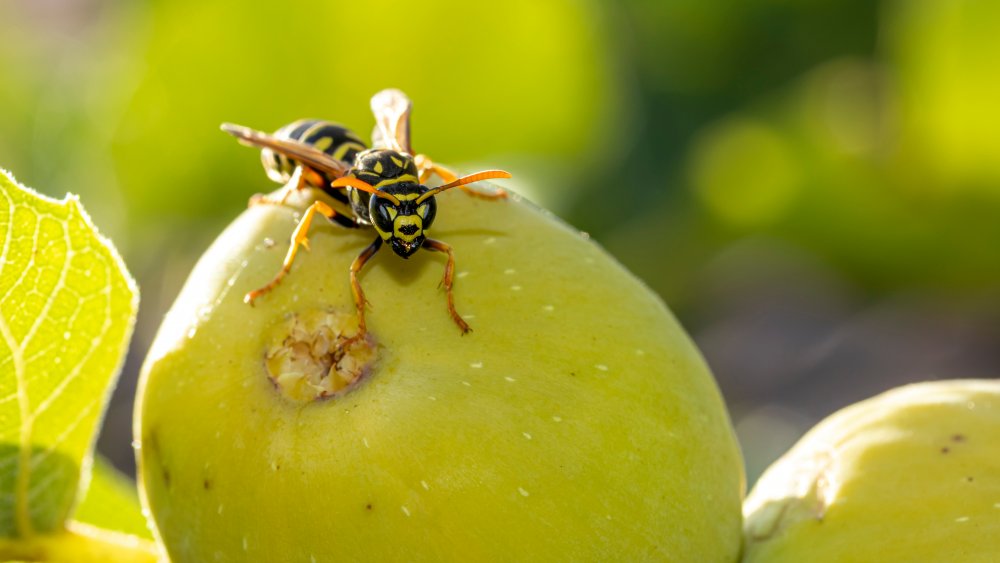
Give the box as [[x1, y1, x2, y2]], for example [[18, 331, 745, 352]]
[[353, 149, 419, 181]]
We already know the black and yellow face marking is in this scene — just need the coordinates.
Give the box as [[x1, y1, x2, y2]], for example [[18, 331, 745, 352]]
[[223, 89, 511, 339], [368, 183, 437, 258]]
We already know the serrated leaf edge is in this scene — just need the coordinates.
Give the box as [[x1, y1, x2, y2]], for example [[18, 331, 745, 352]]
[[0, 168, 139, 537]]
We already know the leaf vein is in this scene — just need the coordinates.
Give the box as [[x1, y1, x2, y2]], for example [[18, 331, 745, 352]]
[[0, 187, 14, 280], [30, 261, 115, 420], [1, 211, 44, 324], [29, 398, 101, 471], [21, 217, 74, 352]]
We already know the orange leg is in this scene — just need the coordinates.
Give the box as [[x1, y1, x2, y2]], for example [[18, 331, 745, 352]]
[[348, 238, 383, 339], [244, 200, 350, 304], [422, 238, 471, 334], [249, 166, 327, 207], [415, 155, 508, 200]]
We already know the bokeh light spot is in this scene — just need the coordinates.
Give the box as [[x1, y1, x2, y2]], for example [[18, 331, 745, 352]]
[[691, 117, 801, 227]]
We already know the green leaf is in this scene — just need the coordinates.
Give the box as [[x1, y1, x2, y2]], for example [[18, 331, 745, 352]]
[[0, 169, 138, 538], [74, 457, 151, 540]]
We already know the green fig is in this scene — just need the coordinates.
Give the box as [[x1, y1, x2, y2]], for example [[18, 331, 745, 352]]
[[135, 186, 744, 561], [745, 379, 1000, 563]]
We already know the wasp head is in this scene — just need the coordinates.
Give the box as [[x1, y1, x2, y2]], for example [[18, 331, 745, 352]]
[[370, 183, 438, 258]]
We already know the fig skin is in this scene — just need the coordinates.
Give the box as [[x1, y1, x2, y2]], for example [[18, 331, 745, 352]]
[[135, 187, 744, 562], [744, 379, 1000, 563]]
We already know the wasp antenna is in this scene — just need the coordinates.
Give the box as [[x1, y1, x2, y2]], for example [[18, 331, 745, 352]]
[[417, 170, 512, 203], [331, 177, 402, 205]]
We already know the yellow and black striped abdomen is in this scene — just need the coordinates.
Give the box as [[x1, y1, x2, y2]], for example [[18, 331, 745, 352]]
[[261, 119, 367, 184]]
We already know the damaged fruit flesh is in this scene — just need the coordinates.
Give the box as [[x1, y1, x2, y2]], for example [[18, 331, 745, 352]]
[[135, 186, 744, 562]]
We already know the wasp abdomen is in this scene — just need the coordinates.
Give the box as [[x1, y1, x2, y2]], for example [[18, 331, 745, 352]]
[[261, 119, 366, 185]]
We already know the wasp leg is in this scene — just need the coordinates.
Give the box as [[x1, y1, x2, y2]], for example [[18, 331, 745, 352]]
[[249, 166, 329, 207], [415, 155, 508, 200], [348, 237, 383, 339], [244, 200, 358, 304], [422, 238, 471, 334]]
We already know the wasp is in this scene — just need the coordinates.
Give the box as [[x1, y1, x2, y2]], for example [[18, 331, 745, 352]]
[[222, 89, 510, 338]]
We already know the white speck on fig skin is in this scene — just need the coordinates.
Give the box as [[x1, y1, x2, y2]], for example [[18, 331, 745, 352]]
[[421, 481, 430, 491], [401, 506, 411, 517], [518, 488, 530, 497]]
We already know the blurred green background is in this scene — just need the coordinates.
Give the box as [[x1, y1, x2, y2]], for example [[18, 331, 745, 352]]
[[2, 0, 998, 485]]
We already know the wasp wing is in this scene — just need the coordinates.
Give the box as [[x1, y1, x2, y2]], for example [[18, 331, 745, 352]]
[[221, 123, 351, 179], [369, 89, 413, 155]]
